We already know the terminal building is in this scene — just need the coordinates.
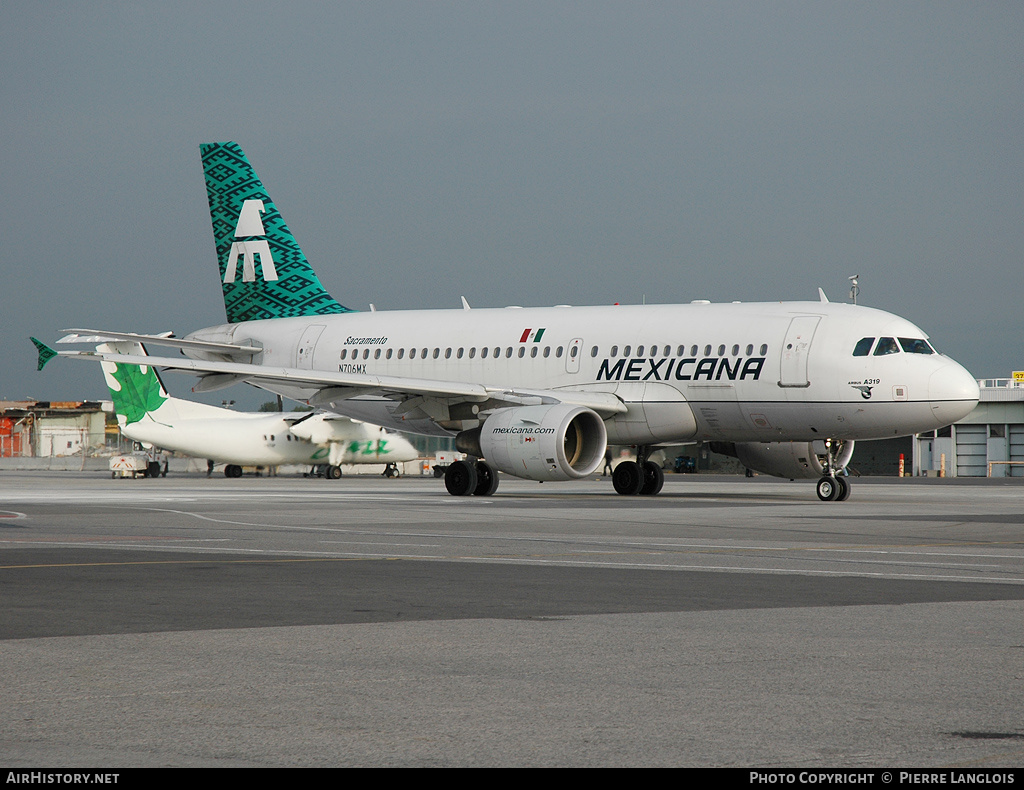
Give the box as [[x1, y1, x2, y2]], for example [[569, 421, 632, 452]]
[[911, 377, 1024, 478], [0, 401, 110, 458]]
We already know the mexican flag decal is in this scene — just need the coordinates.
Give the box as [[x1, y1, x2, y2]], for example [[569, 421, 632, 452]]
[[518, 328, 546, 343]]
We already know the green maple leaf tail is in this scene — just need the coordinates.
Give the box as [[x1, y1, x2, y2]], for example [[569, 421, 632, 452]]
[[107, 361, 168, 425]]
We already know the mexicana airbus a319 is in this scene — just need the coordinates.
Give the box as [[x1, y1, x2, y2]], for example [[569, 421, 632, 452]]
[[50, 142, 979, 501]]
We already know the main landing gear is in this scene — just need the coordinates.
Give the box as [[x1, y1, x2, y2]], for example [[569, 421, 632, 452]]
[[444, 459, 500, 497], [815, 438, 851, 502], [302, 464, 344, 479], [612, 446, 664, 496]]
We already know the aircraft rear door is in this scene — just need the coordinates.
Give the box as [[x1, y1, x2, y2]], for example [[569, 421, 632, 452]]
[[296, 324, 325, 369], [779, 316, 820, 387]]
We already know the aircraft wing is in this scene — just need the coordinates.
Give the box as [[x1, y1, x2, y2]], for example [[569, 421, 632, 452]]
[[58, 348, 628, 417], [58, 328, 260, 360]]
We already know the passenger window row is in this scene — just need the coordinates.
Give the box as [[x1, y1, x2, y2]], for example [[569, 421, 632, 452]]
[[340, 346, 569, 361], [340, 342, 771, 362], [607, 343, 769, 358]]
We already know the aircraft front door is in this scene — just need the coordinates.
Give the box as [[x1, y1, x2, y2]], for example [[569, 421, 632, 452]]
[[779, 316, 820, 388]]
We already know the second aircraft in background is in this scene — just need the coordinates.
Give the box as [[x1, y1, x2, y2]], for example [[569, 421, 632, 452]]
[[49, 340, 419, 478]]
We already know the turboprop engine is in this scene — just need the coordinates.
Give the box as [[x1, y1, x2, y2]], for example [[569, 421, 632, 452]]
[[456, 403, 607, 482], [709, 440, 855, 480]]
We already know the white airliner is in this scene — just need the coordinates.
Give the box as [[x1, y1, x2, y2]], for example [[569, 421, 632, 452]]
[[41, 340, 418, 478], [52, 142, 979, 500]]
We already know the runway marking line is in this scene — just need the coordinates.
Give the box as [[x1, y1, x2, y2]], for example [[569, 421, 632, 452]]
[[0, 556, 401, 570], [0, 551, 1022, 583], [0, 536, 229, 544]]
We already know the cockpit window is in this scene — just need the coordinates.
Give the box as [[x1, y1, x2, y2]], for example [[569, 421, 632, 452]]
[[853, 337, 874, 356], [898, 338, 934, 354], [873, 337, 899, 356]]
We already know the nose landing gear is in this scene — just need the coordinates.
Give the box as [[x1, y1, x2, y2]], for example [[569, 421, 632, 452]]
[[815, 475, 849, 501], [816, 438, 851, 502]]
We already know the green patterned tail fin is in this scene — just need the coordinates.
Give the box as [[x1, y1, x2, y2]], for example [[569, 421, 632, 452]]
[[200, 142, 353, 323]]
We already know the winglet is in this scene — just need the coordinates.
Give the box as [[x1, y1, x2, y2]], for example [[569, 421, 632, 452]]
[[818, 288, 829, 303], [31, 337, 58, 371]]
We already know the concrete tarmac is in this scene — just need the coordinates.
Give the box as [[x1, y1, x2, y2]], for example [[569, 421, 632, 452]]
[[1, 471, 1023, 767]]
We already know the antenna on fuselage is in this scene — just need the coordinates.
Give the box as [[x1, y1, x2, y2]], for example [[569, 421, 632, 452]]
[[848, 275, 860, 305]]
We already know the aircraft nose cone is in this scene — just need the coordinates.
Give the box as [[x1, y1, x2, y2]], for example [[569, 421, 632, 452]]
[[928, 360, 979, 426]]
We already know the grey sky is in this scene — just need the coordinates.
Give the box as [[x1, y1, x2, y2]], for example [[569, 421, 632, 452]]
[[2, 1, 1021, 407]]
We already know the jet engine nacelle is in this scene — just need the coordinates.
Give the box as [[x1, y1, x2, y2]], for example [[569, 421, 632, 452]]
[[710, 440, 855, 479], [462, 404, 607, 482]]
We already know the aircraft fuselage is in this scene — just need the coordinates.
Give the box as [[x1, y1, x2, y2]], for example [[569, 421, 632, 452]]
[[184, 300, 979, 445], [120, 411, 414, 468]]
